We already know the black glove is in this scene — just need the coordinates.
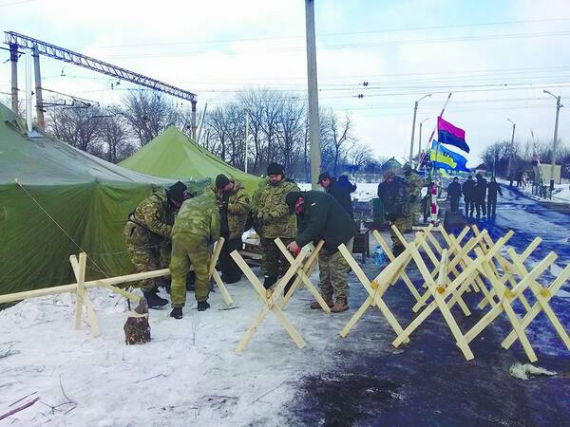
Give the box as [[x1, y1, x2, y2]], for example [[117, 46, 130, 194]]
[[218, 200, 228, 210]]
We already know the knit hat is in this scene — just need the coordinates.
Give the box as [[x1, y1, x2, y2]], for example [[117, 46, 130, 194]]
[[266, 162, 284, 176], [167, 181, 187, 204], [285, 191, 302, 214], [215, 174, 231, 189]]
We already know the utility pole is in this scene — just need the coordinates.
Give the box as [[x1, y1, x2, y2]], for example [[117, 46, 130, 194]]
[[418, 117, 429, 159], [305, 0, 321, 190], [191, 99, 198, 141], [507, 118, 516, 178], [543, 90, 563, 185], [32, 44, 45, 130], [9, 43, 18, 113], [245, 112, 250, 173], [409, 93, 431, 164]]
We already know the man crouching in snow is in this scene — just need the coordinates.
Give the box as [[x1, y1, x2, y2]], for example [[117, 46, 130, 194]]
[[284, 191, 356, 313], [169, 192, 220, 319]]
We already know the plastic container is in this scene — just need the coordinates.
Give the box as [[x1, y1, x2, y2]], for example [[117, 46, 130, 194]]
[[374, 245, 386, 267]]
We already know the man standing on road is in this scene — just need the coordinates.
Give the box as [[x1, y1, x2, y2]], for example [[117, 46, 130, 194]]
[[403, 163, 422, 226], [252, 162, 300, 294], [462, 175, 475, 217], [377, 169, 410, 256], [285, 191, 356, 313], [206, 174, 250, 284], [169, 192, 220, 319], [474, 173, 488, 220], [447, 177, 462, 213], [318, 171, 355, 220], [487, 176, 503, 219]]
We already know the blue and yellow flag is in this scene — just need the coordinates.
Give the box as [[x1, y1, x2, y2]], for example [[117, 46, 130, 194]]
[[429, 140, 470, 172]]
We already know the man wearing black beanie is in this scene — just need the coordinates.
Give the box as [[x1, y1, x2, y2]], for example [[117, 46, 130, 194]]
[[251, 162, 299, 294]]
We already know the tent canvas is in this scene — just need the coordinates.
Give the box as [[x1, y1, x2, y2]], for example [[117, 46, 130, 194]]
[[0, 103, 207, 295], [119, 126, 262, 196]]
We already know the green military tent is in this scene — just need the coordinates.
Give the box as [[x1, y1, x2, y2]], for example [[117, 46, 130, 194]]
[[0, 104, 206, 295], [119, 126, 262, 196]]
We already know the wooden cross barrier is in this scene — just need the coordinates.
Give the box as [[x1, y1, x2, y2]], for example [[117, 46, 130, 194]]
[[209, 237, 233, 307], [337, 234, 429, 341], [500, 248, 570, 354], [230, 248, 308, 354], [273, 239, 328, 312], [463, 249, 558, 362], [392, 233, 510, 360], [371, 229, 427, 303]]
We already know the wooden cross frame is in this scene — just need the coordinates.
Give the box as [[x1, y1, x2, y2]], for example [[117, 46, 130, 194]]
[[463, 249, 558, 362], [273, 239, 329, 312], [337, 235, 429, 341], [230, 248, 308, 354], [392, 233, 510, 360], [209, 237, 233, 307], [500, 248, 570, 354]]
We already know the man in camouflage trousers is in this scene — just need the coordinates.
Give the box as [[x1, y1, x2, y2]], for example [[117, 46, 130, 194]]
[[252, 162, 299, 294], [124, 181, 188, 309], [285, 191, 356, 313], [404, 163, 422, 226], [377, 169, 411, 257], [169, 192, 220, 319], [206, 174, 251, 283]]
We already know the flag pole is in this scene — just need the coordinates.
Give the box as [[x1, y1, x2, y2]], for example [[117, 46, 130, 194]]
[[418, 92, 453, 168]]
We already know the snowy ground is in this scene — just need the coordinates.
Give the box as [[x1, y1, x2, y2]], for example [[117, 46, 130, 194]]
[[516, 181, 570, 205], [298, 182, 379, 202]]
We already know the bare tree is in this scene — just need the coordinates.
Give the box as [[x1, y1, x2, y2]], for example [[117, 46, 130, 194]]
[[99, 110, 135, 163], [46, 102, 104, 156], [120, 90, 178, 145]]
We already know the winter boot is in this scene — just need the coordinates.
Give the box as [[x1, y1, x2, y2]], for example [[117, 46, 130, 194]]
[[169, 307, 183, 319], [197, 300, 211, 312], [143, 289, 168, 309], [263, 275, 277, 289], [310, 293, 334, 309], [330, 296, 349, 313]]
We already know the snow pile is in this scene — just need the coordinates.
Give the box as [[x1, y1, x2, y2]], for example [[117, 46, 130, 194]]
[[299, 182, 379, 202], [0, 272, 347, 427], [518, 182, 570, 205]]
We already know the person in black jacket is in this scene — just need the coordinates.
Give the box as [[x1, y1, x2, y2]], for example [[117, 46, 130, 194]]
[[447, 177, 462, 213], [462, 175, 475, 217], [285, 191, 356, 313], [318, 171, 355, 219], [487, 176, 503, 219], [474, 173, 488, 219]]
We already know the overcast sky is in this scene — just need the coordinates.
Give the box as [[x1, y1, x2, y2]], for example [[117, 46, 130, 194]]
[[1, 0, 570, 166]]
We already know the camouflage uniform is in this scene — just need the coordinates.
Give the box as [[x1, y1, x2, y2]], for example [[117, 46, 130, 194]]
[[377, 176, 411, 256], [205, 180, 250, 281], [318, 238, 354, 299], [252, 177, 299, 278], [124, 190, 176, 292], [405, 171, 422, 226], [170, 192, 220, 307]]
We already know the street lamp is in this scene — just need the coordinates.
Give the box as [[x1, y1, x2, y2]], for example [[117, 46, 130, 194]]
[[543, 90, 563, 186], [418, 117, 430, 159], [410, 93, 432, 164], [507, 118, 516, 179]]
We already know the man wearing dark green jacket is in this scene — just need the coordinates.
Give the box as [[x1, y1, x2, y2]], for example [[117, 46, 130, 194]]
[[285, 191, 356, 313]]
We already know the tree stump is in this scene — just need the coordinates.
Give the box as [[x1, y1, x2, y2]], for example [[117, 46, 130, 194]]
[[124, 298, 151, 345]]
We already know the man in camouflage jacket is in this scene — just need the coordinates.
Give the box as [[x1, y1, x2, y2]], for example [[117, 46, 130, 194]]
[[169, 191, 220, 319], [404, 163, 422, 226], [251, 162, 299, 291], [124, 181, 187, 308], [205, 174, 251, 283]]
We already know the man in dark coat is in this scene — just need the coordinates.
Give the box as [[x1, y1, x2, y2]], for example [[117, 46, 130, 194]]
[[318, 171, 355, 219], [447, 177, 462, 213], [462, 175, 476, 217], [474, 173, 488, 219], [487, 176, 503, 219], [285, 191, 356, 313]]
